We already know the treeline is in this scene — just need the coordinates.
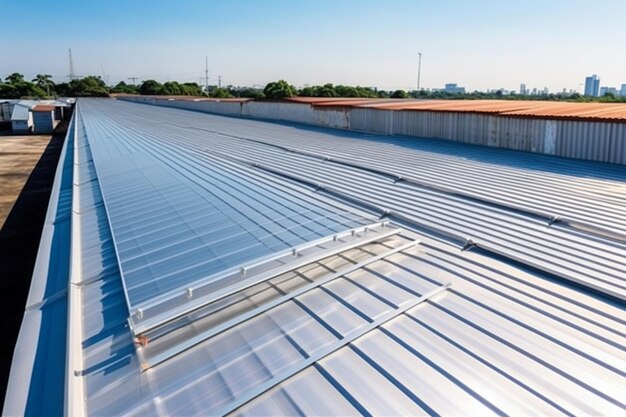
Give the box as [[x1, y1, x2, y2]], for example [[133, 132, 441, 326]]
[[0, 73, 109, 98], [261, 80, 405, 99], [2, 72, 626, 103], [261, 80, 626, 102]]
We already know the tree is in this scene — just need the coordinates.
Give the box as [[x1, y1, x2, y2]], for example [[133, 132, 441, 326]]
[[263, 80, 296, 99], [5, 72, 25, 84], [316, 83, 338, 97], [54, 82, 71, 97], [139, 80, 164, 95], [181, 82, 203, 96], [67, 76, 109, 97], [0, 74, 46, 98], [162, 81, 184, 95], [298, 86, 317, 97], [0, 83, 18, 98], [110, 81, 139, 94], [210, 87, 234, 98], [32, 74, 55, 96], [227, 86, 263, 98], [390, 89, 409, 99]]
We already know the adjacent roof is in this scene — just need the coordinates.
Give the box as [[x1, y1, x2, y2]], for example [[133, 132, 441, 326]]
[[32, 105, 56, 112], [111, 94, 250, 103], [287, 97, 626, 122], [10, 100, 38, 121], [8, 100, 69, 121], [5, 98, 626, 416]]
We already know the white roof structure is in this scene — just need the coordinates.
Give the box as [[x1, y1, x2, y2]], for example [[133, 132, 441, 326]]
[[9, 100, 38, 121], [4, 98, 626, 416]]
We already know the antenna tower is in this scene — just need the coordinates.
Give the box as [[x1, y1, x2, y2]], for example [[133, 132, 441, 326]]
[[68, 48, 77, 80], [204, 56, 209, 95]]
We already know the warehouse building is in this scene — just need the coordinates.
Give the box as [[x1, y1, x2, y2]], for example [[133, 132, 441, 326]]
[[4, 98, 626, 416], [31, 105, 58, 133], [8, 100, 37, 133], [0, 99, 72, 134], [120, 95, 626, 165]]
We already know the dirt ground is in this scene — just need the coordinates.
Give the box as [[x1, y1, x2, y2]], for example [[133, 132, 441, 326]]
[[0, 134, 52, 227], [0, 125, 66, 410]]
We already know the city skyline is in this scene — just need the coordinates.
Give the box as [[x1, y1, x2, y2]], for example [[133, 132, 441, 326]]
[[2, 0, 626, 92]]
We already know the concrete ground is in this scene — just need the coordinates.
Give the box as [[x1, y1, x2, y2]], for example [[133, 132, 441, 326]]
[[0, 134, 52, 226]]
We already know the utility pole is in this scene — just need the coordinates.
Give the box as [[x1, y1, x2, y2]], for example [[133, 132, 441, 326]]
[[204, 56, 209, 95], [417, 52, 422, 92], [128, 77, 139, 85], [218, 75, 222, 89]]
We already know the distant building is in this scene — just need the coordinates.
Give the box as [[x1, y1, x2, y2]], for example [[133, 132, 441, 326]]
[[584, 74, 600, 96], [2, 99, 71, 134], [32, 105, 59, 133], [620, 84, 626, 97], [443, 83, 466, 94], [599, 86, 618, 97], [9, 100, 37, 134], [520, 83, 527, 95]]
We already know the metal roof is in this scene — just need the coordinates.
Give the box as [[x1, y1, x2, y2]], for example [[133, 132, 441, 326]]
[[286, 98, 626, 122], [10, 100, 38, 121], [32, 105, 56, 112], [4, 98, 626, 416]]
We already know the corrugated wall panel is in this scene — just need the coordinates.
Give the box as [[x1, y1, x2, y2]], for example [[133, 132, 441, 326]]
[[556, 121, 612, 162], [350, 108, 393, 134], [609, 123, 626, 165], [116, 97, 626, 165]]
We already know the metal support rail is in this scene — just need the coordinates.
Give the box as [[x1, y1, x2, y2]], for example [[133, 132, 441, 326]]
[[214, 282, 451, 416], [131, 222, 399, 335], [140, 238, 421, 370]]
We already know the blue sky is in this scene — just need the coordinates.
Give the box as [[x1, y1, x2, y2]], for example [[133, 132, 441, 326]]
[[1, 0, 625, 92]]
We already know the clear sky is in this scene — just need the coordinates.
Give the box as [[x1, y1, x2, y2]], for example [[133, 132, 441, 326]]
[[1, 0, 625, 92]]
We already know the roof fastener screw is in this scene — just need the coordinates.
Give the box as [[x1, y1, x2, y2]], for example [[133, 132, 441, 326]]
[[240, 267, 247, 277], [186, 288, 193, 299], [135, 308, 144, 320]]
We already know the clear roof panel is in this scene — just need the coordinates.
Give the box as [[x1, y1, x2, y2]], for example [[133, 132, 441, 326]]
[[77, 100, 373, 332]]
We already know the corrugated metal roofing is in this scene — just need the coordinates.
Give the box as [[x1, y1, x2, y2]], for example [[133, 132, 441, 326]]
[[32, 105, 56, 111], [5, 98, 626, 417], [287, 97, 626, 122], [10, 100, 38, 121]]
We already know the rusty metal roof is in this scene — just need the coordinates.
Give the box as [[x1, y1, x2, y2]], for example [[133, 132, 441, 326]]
[[31, 105, 56, 111], [292, 98, 626, 122]]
